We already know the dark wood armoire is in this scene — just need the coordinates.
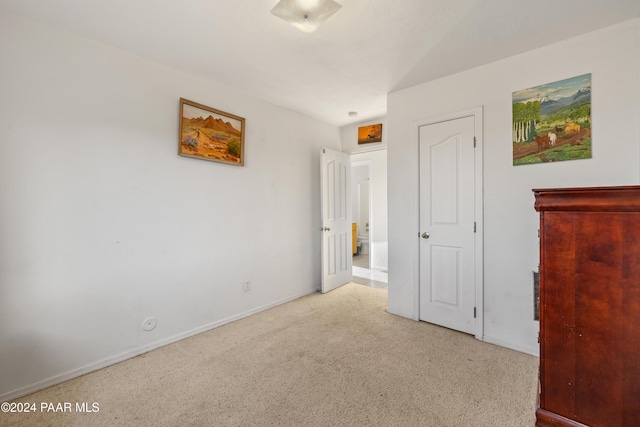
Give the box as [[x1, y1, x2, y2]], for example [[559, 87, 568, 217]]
[[533, 186, 640, 427]]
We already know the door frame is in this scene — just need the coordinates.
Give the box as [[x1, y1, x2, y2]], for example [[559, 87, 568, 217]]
[[351, 159, 372, 269], [414, 107, 484, 341]]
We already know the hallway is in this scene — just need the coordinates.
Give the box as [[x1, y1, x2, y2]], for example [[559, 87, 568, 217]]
[[352, 253, 388, 290]]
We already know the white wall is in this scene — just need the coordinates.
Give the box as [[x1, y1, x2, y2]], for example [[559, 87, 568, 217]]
[[351, 150, 388, 271], [388, 19, 640, 355], [0, 12, 341, 400]]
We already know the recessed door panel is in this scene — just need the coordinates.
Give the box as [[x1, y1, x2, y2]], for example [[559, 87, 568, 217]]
[[431, 138, 459, 225], [430, 245, 461, 307]]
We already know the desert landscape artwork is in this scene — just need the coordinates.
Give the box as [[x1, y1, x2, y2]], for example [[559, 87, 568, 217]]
[[179, 98, 245, 166], [512, 73, 591, 165], [358, 123, 383, 144]]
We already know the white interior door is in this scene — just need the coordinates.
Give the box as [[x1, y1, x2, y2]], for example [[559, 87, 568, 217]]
[[419, 116, 476, 334], [321, 147, 352, 293]]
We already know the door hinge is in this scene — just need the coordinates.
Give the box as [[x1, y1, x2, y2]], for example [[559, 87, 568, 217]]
[[323, 148, 326, 154], [537, 332, 540, 343], [473, 307, 477, 318], [473, 136, 477, 148], [474, 222, 476, 233]]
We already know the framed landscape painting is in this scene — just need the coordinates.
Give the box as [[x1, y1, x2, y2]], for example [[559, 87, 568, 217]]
[[357, 123, 382, 144], [512, 73, 591, 166], [178, 98, 245, 166]]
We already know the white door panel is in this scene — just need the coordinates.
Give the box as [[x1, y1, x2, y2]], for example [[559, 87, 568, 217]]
[[419, 116, 476, 334], [321, 148, 352, 293]]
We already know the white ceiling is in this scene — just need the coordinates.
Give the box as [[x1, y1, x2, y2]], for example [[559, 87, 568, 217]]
[[2, 0, 639, 126]]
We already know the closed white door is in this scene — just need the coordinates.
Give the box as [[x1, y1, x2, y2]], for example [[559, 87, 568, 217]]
[[419, 116, 476, 334], [321, 147, 352, 293]]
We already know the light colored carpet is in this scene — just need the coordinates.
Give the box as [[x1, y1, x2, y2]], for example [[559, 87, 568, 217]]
[[4, 283, 538, 426]]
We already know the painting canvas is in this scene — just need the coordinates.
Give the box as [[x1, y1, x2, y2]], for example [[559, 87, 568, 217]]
[[179, 98, 245, 166], [358, 123, 382, 144], [512, 74, 591, 165]]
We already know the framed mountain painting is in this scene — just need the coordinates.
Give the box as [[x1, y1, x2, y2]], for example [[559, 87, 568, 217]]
[[512, 74, 591, 166], [178, 98, 245, 166]]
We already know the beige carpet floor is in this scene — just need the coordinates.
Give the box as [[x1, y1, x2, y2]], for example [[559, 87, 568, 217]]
[[4, 283, 539, 427]]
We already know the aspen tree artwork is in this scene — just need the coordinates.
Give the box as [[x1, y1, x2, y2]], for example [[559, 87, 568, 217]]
[[512, 74, 591, 165]]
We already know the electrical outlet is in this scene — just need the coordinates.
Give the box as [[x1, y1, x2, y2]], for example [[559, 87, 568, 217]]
[[243, 281, 251, 291]]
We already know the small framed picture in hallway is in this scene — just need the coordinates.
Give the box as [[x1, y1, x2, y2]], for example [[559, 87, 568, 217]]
[[357, 123, 383, 144], [178, 98, 245, 166]]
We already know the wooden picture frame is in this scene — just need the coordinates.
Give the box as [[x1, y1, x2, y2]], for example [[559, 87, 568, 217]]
[[178, 98, 245, 166], [512, 74, 591, 166], [357, 123, 382, 144]]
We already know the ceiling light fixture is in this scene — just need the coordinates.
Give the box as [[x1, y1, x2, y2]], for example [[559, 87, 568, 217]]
[[271, 0, 342, 33]]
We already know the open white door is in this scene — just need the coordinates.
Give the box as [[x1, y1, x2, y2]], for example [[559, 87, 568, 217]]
[[321, 147, 352, 293]]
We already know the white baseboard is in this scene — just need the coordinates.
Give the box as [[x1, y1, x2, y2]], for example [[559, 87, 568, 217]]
[[387, 306, 419, 321], [1, 286, 320, 402], [380, 309, 539, 357], [370, 265, 388, 273], [481, 335, 539, 357]]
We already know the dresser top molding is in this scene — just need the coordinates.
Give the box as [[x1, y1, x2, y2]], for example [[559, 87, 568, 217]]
[[533, 186, 640, 212]]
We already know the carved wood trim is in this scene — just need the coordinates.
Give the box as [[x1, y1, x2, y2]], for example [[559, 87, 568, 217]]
[[534, 186, 640, 212]]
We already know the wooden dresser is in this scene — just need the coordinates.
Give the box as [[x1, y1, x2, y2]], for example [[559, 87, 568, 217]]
[[533, 186, 640, 427]]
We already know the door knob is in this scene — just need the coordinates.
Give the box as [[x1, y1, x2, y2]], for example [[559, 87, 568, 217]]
[[320, 227, 331, 231], [421, 232, 430, 239]]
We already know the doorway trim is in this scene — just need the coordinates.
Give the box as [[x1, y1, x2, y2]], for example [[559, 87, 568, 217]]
[[414, 106, 484, 341], [351, 159, 372, 270]]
